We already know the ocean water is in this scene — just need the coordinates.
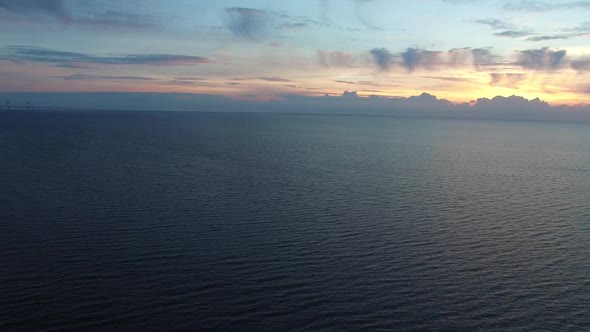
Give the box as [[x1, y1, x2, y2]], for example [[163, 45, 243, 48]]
[[1, 111, 589, 330]]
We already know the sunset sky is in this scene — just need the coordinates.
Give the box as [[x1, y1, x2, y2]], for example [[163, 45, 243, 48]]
[[1, 0, 589, 105]]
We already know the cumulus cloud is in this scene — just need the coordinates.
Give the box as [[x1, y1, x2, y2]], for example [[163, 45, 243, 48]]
[[224, 7, 271, 40], [4, 91, 590, 122], [342, 90, 359, 98], [0, 0, 69, 21], [407, 92, 453, 106], [0, 45, 212, 67], [516, 47, 567, 70], [474, 95, 549, 109], [370, 48, 394, 71], [489, 73, 527, 88]]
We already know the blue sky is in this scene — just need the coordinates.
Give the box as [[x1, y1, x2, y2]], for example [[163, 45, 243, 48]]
[[1, 0, 589, 106]]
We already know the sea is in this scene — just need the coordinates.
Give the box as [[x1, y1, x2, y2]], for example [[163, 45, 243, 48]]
[[1, 111, 589, 331]]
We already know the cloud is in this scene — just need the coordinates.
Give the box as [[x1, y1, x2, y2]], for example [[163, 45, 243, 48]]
[[448, 47, 497, 68], [525, 28, 590, 41], [353, 0, 381, 30], [422, 76, 475, 83], [257, 77, 294, 82], [474, 95, 549, 109], [51, 74, 158, 81], [0, 45, 213, 67], [175, 77, 207, 81], [400, 48, 444, 72], [3, 92, 589, 122], [475, 18, 514, 30], [495, 30, 532, 38], [441, 0, 481, 3], [342, 90, 359, 98], [516, 47, 567, 70], [370, 48, 394, 71], [505, 1, 590, 12], [0, 0, 69, 21], [335, 80, 381, 86], [230, 76, 294, 83], [317, 50, 367, 67], [367, 47, 497, 73], [0, 4, 158, 31], [407, 92, 453, 106], [471, 48, 497, 68], [489, 73, 527, 88], [74, 10, 157, 30], [526, 34, 574, 41], [571, 57, 590, 71], [224, 7, 271, 40], [475, 18, 534, 38]]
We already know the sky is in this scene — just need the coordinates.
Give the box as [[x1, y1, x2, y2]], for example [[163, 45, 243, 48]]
[[1, 0, 590, 111]]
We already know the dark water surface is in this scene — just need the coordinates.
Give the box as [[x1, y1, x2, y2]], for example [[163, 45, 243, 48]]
[[1, 111, 589, 330]]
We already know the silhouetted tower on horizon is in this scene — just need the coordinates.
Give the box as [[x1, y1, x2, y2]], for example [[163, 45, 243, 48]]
[[26, 101, 30, 110]]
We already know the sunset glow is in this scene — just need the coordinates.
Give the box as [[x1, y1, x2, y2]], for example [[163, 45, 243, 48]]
[[1, 0, 589, 105]]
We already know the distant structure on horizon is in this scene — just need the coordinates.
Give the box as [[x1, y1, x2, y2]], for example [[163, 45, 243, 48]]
[[0, 100, 78, 111]]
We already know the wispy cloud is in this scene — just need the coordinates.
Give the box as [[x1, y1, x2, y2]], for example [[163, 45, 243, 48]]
[[74, 10, 158, 30], [475, 18, 514, 30], [257, 76, 294, 82], [0, 45, 213, 67], [571, 57, 590, 71], [505, 1, 590, 12], [489, 73, 526, 88], [476, 18, 533, 38], [495, 30, 532, 38], [526, 22, 590, 41], [334, 80, 381, 86], [223, 7, 329, 40], [0, 4, 158, 31], [231, 76, 294, 82], [51, 74, 158, 81], [0, 0, 69, 21], [224, 7, 271, 40], [422, 76, 476, 83], [526, 33, 579, 41], [353, 0, 381, 30], [317, 50, 368, 67]]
